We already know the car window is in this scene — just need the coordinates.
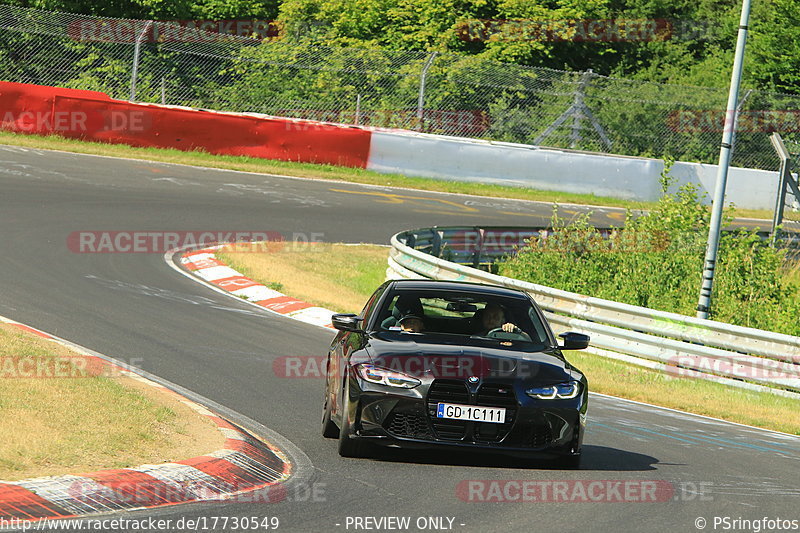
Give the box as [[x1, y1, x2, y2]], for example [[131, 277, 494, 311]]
[[527, 306, 550, 344], [376, 289, 549, 345], [420, 297, 479, 318], [359, 284, 386, 324]]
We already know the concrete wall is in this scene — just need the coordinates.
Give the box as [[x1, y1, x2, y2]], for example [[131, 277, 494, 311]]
[[367, 129, 779, 210]]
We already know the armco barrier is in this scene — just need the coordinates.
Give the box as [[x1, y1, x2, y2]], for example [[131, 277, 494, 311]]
[[387, 226, 800, 398], [0, 81, 372, 167]]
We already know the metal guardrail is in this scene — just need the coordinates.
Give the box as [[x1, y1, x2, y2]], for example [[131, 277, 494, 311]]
[[387, 226, 800, 398]]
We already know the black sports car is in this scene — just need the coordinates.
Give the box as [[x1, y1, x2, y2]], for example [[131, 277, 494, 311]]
[[322, 279, 590, 468]]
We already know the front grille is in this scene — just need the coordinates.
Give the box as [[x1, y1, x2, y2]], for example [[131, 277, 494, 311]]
[[427, 379, 470, 403], [427, 380, 470, 440], [385, 411, 433, 440], [475, 383, 517, 443], [426, 380, 519, 443]]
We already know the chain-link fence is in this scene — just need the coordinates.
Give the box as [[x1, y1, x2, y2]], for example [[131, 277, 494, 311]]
[[2, 4, 800, 170]]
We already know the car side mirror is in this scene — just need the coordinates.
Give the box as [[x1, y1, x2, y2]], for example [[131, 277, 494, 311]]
[[559, 332, 590, 350], [332, 313, 363, 332]]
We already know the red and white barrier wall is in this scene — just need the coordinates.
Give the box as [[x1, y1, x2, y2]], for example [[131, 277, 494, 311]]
[[0, 81, 371, 168], [0, 81, 778, 210]]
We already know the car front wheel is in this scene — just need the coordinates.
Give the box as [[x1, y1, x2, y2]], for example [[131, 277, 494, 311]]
[[337, 378, 369, 458], [321, 377, 339, 439]]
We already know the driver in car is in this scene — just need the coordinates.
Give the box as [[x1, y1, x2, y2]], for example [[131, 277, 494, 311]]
[[477, 303, 519, 335], [398, 314, 425, 333]]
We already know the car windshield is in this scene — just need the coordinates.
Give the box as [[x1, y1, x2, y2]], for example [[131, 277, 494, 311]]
[[376, 289, 550, 345]]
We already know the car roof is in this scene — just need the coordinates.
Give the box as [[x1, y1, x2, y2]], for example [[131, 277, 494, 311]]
[[388, 279, 530, 299]]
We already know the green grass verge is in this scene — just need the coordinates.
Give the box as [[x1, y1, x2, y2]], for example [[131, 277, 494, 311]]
[[0, 130, 773, 219], [565, 351, 799, 435], [219, 242, 799, 435], [217, 242, 388, 313]]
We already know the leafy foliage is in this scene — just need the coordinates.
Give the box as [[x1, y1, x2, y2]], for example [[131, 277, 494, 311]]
[[497, 173, 800, 335], [5, 0, 800, 96]]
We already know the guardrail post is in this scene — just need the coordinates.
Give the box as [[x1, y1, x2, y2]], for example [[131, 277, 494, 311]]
[[472, 228, 484, 268], [771, 133, 791, 244], [431, 228, 443, 257], [129, 20, 153, 102]]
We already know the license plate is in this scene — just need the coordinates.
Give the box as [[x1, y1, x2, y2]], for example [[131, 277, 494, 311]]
[[436, 402, 506, 424]]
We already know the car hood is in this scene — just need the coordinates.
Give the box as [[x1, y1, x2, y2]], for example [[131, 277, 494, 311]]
[[364, 335, 574, 383]]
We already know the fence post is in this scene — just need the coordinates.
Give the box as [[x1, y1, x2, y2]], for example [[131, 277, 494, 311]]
[[770, 133, 795, 244], [416, 52, 438, 131], [730, 88, 753, 160], [534, 69, 612, 150], [569, 69, 591, 147], [129, 20, 153, 102]]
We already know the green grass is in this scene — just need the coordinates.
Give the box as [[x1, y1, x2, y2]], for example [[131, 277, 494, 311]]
[[0, 130, 774, 220], [566, 351, 799, 435], [219, 242, 799, 435], [217, 242, 389, 313]]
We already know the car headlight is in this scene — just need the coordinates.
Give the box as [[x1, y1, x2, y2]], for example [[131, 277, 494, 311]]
[[526, 381, 581, 400], [356, 364, 421, 389]]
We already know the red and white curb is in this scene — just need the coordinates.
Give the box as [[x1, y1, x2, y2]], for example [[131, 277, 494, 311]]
[[178, 246, 337, 330], [0, 316, 292, 522]]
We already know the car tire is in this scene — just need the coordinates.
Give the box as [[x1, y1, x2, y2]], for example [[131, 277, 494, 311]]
[[321, 380, 339, 439], [338, 379, 368, 458]]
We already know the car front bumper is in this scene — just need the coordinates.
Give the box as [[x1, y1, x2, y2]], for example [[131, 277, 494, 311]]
[[350, 381, 586, 457]]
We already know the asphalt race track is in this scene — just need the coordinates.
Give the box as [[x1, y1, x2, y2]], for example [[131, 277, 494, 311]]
[[0, 144, 798, 533]]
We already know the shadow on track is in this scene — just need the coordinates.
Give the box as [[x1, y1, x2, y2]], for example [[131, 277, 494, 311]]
[[355, 444, 658, 471]]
